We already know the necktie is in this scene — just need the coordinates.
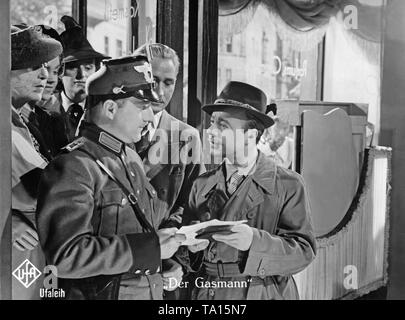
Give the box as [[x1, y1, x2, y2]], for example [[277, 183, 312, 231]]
[[227, 171, 245, 196], [67, 104, 84, 126], [135, 128, 151, 159]]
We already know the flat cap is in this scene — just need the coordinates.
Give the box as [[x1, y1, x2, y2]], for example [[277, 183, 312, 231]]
[[86, 55, 161, 103]]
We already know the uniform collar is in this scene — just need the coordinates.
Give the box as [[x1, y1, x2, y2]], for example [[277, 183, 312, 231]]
[[79, 122, 126, 156], [201, 151, 277, 197]]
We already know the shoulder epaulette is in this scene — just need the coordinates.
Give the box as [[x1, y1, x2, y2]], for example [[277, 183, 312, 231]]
[[62, 137, 86, 152]]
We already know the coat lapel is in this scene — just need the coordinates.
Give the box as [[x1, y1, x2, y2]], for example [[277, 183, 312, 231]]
[[143, 110, 187, 181], [203, 152, 277, 221]]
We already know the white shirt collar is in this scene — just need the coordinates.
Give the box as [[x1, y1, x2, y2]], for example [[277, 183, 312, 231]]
[[225, 148, 259, 180], [61, 91, 85, 112], [145, 111, 163, 141]]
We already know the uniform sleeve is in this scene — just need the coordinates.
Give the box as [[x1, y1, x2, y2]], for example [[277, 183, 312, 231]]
[[36, 153, 160, 279], [242, 173, 316, 276]]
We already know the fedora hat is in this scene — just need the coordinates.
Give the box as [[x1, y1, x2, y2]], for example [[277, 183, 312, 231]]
[[202, 81, 275, 128], [86, 55, 162, 105], [59, 16, 110, 64], [11, 24, 63, 71]]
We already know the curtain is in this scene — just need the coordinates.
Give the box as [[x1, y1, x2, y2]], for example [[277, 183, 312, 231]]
[[219, 0, 386, 51]]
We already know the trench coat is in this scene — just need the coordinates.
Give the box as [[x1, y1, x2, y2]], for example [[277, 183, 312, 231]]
[[36, 122, 166, 300], [185, 152, 316, 300]]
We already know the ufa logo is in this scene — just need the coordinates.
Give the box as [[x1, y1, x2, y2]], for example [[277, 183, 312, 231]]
[[12, 260, 59, 290], [12, 259, 41, 288]]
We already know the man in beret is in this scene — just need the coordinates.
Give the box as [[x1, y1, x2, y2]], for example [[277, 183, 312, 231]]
[[183, 81, 316, 300], [10, 24, 63, 299], [36, 55, 186, 300], [58, 15, 110, 142], [133, 43, 205, 298]]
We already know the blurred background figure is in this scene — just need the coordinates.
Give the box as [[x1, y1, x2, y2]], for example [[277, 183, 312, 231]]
[[258, 116, 294, 169]]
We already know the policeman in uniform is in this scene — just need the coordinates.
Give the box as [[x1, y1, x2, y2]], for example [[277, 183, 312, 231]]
[[36, 55, 185, 300]]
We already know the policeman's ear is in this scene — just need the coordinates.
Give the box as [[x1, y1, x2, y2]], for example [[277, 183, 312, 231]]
[[102, 99, 119, 120]]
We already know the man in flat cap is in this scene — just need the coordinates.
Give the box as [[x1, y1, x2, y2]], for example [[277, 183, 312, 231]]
[[37, 55, 186, 300], [183, 81, 316, 300], [10, 24, 63, 299], [58, 16, 110, 142], [133, 43, 205, 298]]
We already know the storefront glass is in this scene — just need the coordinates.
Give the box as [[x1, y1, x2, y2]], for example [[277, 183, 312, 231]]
[[218, 3, 320, 102], [87, 0, 156, 58], [11, 0, 72, 32]]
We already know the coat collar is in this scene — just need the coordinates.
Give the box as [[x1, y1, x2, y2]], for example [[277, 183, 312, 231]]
[[201, 151, 277, 197]]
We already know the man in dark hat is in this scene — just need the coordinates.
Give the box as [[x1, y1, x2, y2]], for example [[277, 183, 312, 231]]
[[37, 55, 186, 300], [183, 81, 316, 300], [10, 24, 63, 299], [58, 15, 110, 141]]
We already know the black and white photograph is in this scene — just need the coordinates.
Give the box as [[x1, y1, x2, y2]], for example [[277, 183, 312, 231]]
[[0, 0, 402, 308]]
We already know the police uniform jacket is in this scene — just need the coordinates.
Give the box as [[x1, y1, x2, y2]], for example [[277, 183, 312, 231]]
[[185, 152, 316, 300], [36, 122, 165, 299]]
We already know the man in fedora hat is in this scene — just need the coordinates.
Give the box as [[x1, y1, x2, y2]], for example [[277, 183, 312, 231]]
[[37, 55, 186, 300], [10, 24, 63, 299], [183, 81, 316, 300], [58, 15, 110, 142]]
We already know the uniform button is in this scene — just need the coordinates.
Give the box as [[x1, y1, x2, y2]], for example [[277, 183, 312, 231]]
[[142, 209, 146, 213], [209, 289, 215, 297], [207, 252, 215, 261], [145, 269, 151, 275], [130, 171, 135, 177], [247, 211, 256, 219], [136, 190, 140, 195], [259, 268, 266, 278], [135, 270, 141, 274], [121, 198, 128, 206], [152, 190, 156, 195]]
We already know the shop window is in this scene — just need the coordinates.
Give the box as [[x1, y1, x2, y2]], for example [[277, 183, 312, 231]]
[[104, 36, 110, 56], [87, 0, 156, 58], [218, 3, 320, 101], [225, 36, 233, 53], [226, 68, 232, 82], [116, 39, 123, 57], [323, 17, 382, 143], [11, 0, 72, 32], [262, 31, 269, 65]]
